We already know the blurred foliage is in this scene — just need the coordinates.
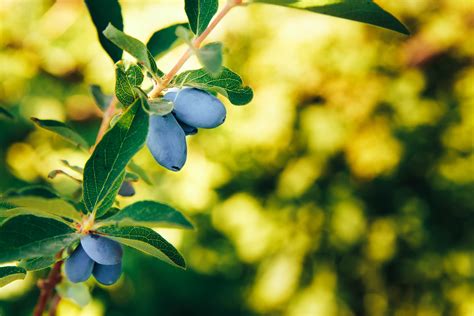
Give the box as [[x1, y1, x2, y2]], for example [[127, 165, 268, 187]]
[[1, 0, 473, 315]]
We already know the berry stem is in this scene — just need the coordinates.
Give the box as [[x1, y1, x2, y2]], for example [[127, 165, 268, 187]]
[[148, 0, 241, 98]]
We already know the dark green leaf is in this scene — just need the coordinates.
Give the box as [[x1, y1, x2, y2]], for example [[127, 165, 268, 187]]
[[252, 0, 409, 35], [98, 225, 186, 268], [172, 67, 253, 105], [103, 24, 163, 77], [82, 98, 149, 215], [0, 107, 15, 120], [147, 23, 190, 58], [2, 185, 59, 199], [19, 256, 58, 271], [115, 64, 137, 106], [126, 64, 144, 86], [0, 266, 26, 287], [0, 215, 78, 262], [197, 42, 223, 76], [85, 0, 124, 62], [90, 85, 113, 111], [31, 118, 89, 149], [185, 0, 219, 35], [99, 200, 194, 229]]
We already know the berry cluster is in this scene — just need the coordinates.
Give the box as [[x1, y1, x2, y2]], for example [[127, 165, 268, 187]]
[[146, 87, 226, 171], [65, 234, 123, 286]]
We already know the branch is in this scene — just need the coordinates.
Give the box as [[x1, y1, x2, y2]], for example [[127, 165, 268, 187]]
[[148, 0, 241, 98], [33, 259, 63, 316]]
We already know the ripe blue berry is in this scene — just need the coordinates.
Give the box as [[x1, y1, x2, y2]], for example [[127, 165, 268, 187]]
[[92, 262, 122, 286], [65, 244, 94, 283], [165, 88, 226, 129], [118, 181, 135, 197], [175, 116, 198, 136], [147, 114, 187, 171], [81, 234, 123, 265]]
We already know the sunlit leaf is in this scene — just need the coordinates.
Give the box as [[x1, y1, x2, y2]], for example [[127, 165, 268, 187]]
[[99, 200, 194, 229], [197, 42, 223, 76], [31, 118, 89, 149], [103, 24, 164, 77], [172, 67, 253, 105], [98, 226, 186, 269], [4, 196, 82, 222], [0, 266, 26, 288], [252, 0, 409, 35], [82, 98, 149, 215]]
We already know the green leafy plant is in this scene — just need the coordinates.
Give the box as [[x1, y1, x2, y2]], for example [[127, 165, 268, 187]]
[[0, 0, 408, 314]]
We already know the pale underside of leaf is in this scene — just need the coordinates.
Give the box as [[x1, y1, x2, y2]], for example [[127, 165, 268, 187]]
[[0, 266, 27, 287]]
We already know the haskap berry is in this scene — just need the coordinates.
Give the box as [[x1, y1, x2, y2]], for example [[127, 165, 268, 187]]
[[65, 234, 124, 285], [65, 244, 94, 283], [164, 88, 226, 129], [92, 262, 122, 286], [146, 113, 187, 171], [118, 181, 135, 197]]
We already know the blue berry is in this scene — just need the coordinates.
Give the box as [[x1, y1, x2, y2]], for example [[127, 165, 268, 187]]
[[81, 234, 123, 265], [93, 262, 122, 286], [165, 88, 226, 129], [65, 244, 94, 283], [147, 114, 187, 171]]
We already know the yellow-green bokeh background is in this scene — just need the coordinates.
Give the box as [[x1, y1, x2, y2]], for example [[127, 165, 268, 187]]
[[1, 0, 473, 315]]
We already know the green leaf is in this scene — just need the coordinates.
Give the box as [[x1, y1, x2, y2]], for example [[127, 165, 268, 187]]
[[31, 118, 89, 149], [126, 64, 144, 86], [2, 185, 60, 199], [103, 24, 163, 77], [98, 226, 186, 269], [19, 256, 58, 271], [197, 42, 223, 76], [128, 160, 153, 185], [252, 0, 409, 35], [95, 171, 125, 218], [124, 172, 139, 182], [0, 215, 78, 263], [0, 107, 15, 120], [99, 201, 194, 229], [115, 64, 137, 106], [4, 196, 82, 222], [147, 23, 190, 58], [85, 0, 124, 62], [82, 98, 149, 215], [56, 281, 91, 307], [0, 266, 27, 287], [185, 0, 219, 35], [90, 85, 113, 111], [145, 98, 174, 116], [172, 67, 253, 105]]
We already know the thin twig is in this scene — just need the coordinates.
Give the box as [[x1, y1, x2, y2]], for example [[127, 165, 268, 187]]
[[33, 259, 63, 316], [49, 294, 61, 316], [148, 0, 241, 98]]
